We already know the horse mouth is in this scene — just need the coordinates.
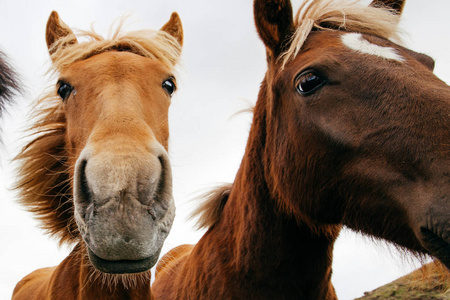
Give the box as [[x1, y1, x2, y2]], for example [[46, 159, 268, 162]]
[[87, 248, 161, 274], [420, 227, 450, 269]]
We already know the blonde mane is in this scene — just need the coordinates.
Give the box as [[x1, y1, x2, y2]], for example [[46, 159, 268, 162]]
[[15, 92, 73, 244], [15, 23, 182, 245], [281, 0, 403, 66]]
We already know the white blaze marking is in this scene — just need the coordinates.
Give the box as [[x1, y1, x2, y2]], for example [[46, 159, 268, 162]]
[[341, 33, 404, 62]]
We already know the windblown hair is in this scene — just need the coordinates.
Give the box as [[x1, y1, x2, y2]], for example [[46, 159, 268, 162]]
[[0, 50, 20, 117], [50, 22, 182, 72], [15, 24, 182, 245], [281, 0, 403, 66], [190, 184, 231, 230]]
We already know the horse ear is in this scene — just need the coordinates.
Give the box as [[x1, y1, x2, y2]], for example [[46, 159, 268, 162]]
[[370, 0, 406, 14], [46, 11, 78, 58], [254, 0, 294, 60], [160, 12, 183, 47]]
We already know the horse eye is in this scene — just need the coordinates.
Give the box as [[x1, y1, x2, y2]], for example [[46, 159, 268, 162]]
[[296, 71, 326, 95], [162, 78, 176, 96], [57, 81, 74, 101]]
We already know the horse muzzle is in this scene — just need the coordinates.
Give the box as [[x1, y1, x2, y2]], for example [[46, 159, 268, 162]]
[[397, 163, 450, 269], [73, 142, 175, 274]]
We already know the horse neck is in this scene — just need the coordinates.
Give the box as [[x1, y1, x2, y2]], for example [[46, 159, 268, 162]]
[[199, 88, 338, 298], [50, 243, 153, 300]]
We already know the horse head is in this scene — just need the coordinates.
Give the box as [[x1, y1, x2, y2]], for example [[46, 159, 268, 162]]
[[254, 0, 449, 268], [17, 11, 183, 275]]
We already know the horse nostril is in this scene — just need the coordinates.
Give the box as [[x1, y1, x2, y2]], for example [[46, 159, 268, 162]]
[[78, 159, 93, 208], [158, 155, 165, 171], [420, 227, 450, 256], [156, 155, 167, 198]]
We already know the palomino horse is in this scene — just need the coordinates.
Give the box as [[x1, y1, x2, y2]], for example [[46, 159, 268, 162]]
[[0, 50, 19, 119], [12, 11, 183, 300], [153, 0, 449, 299]]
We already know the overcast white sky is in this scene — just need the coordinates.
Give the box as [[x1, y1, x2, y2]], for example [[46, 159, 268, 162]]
[[0, 0, 449, 299]]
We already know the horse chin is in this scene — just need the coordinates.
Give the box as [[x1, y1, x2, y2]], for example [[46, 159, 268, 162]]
[[87, 247, 161, 274], [78, 203, 175, 274]]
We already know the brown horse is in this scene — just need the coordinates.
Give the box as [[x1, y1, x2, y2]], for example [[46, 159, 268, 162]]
[[153, 0, 449, 299], [12, 11, 183, 300], [0, 50, 19, 119]]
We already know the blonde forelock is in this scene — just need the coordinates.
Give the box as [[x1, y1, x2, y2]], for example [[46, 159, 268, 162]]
[[281, 0, 403, 67], [49, 20, 182, 73]]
